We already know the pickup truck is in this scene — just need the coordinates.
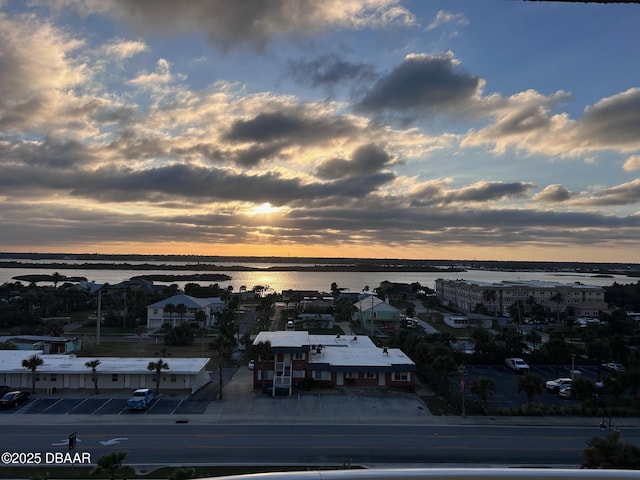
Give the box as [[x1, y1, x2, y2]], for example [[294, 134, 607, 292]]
[[505, 357, 529, 374], [126, 388, 155, 410]]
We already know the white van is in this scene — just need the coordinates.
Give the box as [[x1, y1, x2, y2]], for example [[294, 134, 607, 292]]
[[286, 320, 294, 329]]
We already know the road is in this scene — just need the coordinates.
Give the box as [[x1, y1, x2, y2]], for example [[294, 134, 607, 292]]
[[5, 423, 638, 467]]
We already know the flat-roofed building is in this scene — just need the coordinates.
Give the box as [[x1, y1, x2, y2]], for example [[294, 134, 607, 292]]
[[0, 350, 210, 394], [435, 278, 607, 317], [251, 331, 416, 396]]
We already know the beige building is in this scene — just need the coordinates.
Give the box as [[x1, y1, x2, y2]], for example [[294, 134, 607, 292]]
[[435, 278, 607, 318]]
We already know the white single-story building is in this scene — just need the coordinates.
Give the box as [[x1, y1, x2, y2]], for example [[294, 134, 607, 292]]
[[0, 350, 210, 394], [146, 293, 225, 329]]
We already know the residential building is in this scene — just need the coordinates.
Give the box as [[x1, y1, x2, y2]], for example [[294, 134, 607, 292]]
[[435, 278, 607, 317], [146, 293, 224, 329], [353, 296, 402, 331], [0, 350, 210, 394], [251, 331, 416, 396], [0, 335, 81, 354]]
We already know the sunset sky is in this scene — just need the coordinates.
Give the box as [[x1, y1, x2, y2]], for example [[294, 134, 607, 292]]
[[1, 1, 639, 262]]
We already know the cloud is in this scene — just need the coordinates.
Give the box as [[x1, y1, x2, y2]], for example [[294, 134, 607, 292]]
[[286, 53, 376, 88], [575, 178, 640, 207], [102, 39, 148, 60], [409, 180, 536, 206], [534, 185, 573, 203], [226, 111, 354, 143], [623, 155, 640, 172], [355, 52, 482, 115], [316, 143, 395, 179], [58, 0, 416, 51], [426, 10, 469, 31]]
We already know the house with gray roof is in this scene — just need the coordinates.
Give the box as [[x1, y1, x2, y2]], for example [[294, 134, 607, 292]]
[[146, 293, 224, 329]]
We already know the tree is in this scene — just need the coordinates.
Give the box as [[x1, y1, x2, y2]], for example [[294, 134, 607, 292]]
[[164, 323, 194, 346], [135, 325, 147, 343], [175, 303, 187, 323], [21, 354, 44, 393], [250, 340, 272, 391], [482, 289, 497, 315], [164, 303, 176, 326], [582, 431, 640, 469], [147, 358, 169, 394], [210, 334, 237, 400], [470, 376, 495, 411], [85, 359, 101, 394], [93, 452, 128, 480], [517, 373, 543, 409], [550, 292, 563, 326], [524, 330, 541, 353]]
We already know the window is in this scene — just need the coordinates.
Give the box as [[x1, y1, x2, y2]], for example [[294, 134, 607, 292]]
[[50, 374, 57, 382], [393, 372, 409, 381], [170, 374, 177, 383], [112, 374, 118, 382]]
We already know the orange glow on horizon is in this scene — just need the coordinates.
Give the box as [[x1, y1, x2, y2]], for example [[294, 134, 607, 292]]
[[3, 241, 637, 263]]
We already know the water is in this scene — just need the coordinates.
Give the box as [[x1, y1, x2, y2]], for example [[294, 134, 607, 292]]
[[0, 262, 633, 292]]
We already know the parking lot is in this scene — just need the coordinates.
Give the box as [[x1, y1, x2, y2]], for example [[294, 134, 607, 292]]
[[457, 363, 608, 410]]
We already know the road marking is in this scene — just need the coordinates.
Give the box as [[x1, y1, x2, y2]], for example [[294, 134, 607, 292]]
[[99, 437, 129, 446]]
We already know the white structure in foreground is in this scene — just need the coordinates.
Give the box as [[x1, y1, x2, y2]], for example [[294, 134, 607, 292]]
[[0, 350, 210, 394]]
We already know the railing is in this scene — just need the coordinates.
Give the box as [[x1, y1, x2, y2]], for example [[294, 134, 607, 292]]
[[207, 468, 640, 480]]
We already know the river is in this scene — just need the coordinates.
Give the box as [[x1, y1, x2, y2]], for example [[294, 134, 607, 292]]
[[0, 261, 634, 292]]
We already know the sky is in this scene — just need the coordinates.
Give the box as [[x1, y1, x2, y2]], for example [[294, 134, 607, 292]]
[[1, 0, 639, 263]]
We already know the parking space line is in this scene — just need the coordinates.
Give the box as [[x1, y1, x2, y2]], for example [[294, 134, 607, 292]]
[[170, 399, 185, 415], [41, 398, 64, 413], [67, 398, 88, 414]]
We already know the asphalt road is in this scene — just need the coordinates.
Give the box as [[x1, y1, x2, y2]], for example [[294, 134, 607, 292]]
[[4, 423, 639, 468]]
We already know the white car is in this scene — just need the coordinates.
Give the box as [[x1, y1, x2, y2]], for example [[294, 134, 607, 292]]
[[248, 360, 255, 370], [505, 357, 529, 373], [601, 362, 625, 372], [558, 387, 571, 399], [545, 378, 572, 394]]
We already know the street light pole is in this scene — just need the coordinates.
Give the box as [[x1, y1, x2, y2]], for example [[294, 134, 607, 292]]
[[571, 353, 576, 380]]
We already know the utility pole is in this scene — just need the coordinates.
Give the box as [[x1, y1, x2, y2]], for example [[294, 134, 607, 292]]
[[96, 289, 101, 346]]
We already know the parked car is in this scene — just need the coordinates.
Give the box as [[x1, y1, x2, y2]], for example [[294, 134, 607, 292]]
[[248, 360, 255, 370], [0, 390, 30, 408], [545, 377, 573, 394], [505, 357, 529, 374], [558, 387, 571, 399], [126, 388, 155, 410], [602, 362, 625, 372]]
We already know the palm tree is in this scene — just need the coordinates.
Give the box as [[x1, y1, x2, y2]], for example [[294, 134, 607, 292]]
[[470, 376, 496, 411], [482, 289, 497, 315], [175, 303, 187, 324], [517, 373, 544, 409], [85, 359, 101, 394], [582, 431, 640, 469], [164, 303, 176, 327], [135, 325, 147, 343], [211, 334, 237, 400], [147, 358, 170, 394], [21, 354, 44, 393], [524, 330, 541, 353], [250, 340, 273, 391], [93, 452, 128, 480], [550, 292, 563, 326]]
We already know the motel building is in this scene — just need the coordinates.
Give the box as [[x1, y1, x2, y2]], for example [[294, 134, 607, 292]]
[[251, 331, 416, 396], [0, 350, 210, 394]]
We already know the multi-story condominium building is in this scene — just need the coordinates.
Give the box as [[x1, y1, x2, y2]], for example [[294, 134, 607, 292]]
[[435, 278, 607, 318]]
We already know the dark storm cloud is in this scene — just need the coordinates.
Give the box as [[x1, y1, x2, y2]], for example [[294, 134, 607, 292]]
[[286, 53, 376, 88], [410, 181, 535, 206], [225, 111, 356, 144], [316, 143, 395, 179], [355, 53, 481, 114]]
